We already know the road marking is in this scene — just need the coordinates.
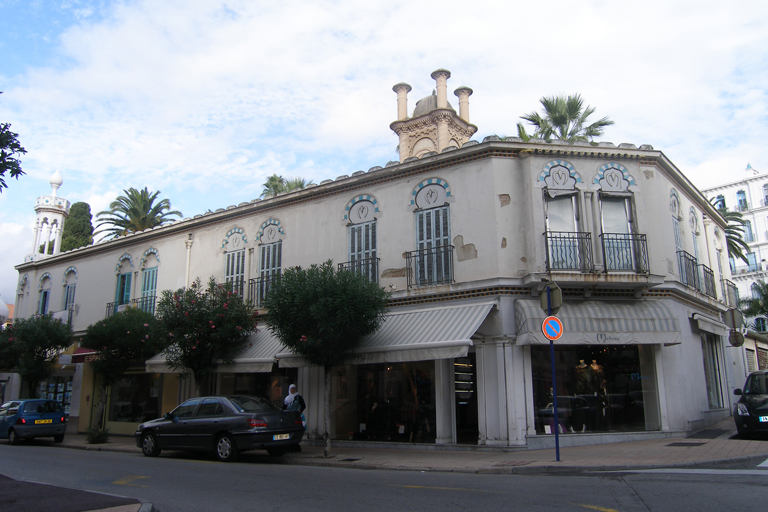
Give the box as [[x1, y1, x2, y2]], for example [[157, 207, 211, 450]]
[[758, 458, 768, 468], [113, 475, 150, 487], [572, 504, 621, 512], [392, 485, 495, 493]]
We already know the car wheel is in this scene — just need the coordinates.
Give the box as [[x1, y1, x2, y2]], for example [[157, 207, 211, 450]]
[[141, 432, 161, 457], [267, 447, 287, 457], [54, 435, 64, 443], [215, 434, 238, 462], [8, 429, 19, 445]]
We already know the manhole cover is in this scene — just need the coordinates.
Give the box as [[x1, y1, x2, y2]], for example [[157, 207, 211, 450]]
[[666, 442, 706, 447]]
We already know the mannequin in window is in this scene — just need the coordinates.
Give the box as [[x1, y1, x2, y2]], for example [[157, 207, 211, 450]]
[[575, 360, 592, 395]]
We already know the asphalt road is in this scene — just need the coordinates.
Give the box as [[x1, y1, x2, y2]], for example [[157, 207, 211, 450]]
[[1, 442, 767, 512]]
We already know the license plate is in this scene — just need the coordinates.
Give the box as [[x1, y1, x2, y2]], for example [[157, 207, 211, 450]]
[[273, 433, 290, 440], [35, 419, 52, 424], [760, 416, 768, 422]]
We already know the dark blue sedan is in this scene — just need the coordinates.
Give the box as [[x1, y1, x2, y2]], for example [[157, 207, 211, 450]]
[[135, 395, 305, 462], [0, 399, 67, 444]]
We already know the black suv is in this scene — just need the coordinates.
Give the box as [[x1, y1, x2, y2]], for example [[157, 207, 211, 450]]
[[733, 370, 768, 439]]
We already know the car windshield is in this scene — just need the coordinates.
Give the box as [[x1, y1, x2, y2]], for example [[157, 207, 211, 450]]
[[227, 396, 278, 413], [744, 374, 768, 394], [22, 401, 62, 413]]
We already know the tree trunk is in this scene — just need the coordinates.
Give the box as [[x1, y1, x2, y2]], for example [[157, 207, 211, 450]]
[[92, 380, 108, 431], [323, 367, 332, 459]]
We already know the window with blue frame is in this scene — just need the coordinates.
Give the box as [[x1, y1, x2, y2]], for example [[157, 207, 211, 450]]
[[747, 253, 758, 272], [755, 317, 767, 332], [737, 190, 748, 211], [116, 272, 131, 306], [744, 220, 754, 242], [715, 195, 726, 210]]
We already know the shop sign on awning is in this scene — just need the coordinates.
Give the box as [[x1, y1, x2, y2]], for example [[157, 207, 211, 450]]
[[515, 299, 681, 346]]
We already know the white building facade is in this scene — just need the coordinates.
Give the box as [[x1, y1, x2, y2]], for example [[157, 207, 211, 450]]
[[12, 71, 748, 448]]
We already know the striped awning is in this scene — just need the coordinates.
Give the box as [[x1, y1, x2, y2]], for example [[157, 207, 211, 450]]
[[278, 301, 497, 367], [515, 299, 681, 346], [145, 329, 288, 374]]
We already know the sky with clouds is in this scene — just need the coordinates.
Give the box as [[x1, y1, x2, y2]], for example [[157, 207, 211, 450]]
[[1, 0, 767, 305]]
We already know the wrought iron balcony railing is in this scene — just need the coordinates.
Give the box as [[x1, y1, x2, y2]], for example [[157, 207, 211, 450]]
[[677, 250, 698, 289], [248, 273, 280, 307], [732, 262, 762, 275], [600, 233, 649, 273], [721, 278, 739, 308], [735, 202, 750, 212], [105, 296, 156, 318], [698, 264, 717, 299], [406, 245, 454, 288], [544, 231, 593, 272], [226, 277, 246, 297], [338, 257, 380, 283]]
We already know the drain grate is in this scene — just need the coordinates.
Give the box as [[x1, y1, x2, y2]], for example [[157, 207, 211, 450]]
[[340, 458, 361, 462], [666, 442, 707, 447], [493, 461, 533, 467]]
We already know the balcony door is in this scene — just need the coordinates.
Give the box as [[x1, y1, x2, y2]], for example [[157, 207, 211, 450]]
[[415, 205, 451, 285], [258, 241, 281, 304], [349, 220, 377, 282], [600, 196, 635, 271], [545, 194, 581, 270], [116, 273, 131, 306], [141, 267, 157, 314]]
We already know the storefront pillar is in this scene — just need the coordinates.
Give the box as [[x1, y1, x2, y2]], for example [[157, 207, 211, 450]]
[[298, 366, 324, 441], [653, 345, 670, 431], [504, 343, 528, 445], [434, 358, 454, 444], [476, 341, 509, 446]]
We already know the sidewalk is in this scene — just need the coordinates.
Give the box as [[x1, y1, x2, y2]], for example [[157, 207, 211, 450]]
[[57, 418, 768, 474]]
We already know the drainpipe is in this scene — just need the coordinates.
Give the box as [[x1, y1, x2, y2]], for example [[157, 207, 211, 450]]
[[185, 234, 194, 287]]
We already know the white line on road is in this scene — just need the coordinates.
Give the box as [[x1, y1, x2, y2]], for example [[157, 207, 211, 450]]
[[758, 458, 768, 468]]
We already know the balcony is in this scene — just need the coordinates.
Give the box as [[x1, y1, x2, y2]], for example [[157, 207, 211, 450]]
[[248, 274, 280, 307], [338, 257, 379, 283], [677, 250, 698, 288], [732, 262, 762, 275], [105, 296, 156, 318], [600, 233, 649, 273], [698, 264, 717, 299], [721, 278, 740, 308], [226, 277, 247, 297], [51, 305, 74, 325], [406, 245, 454, 288], [545, 231, 593, 272], [735, 202, 750, 213]]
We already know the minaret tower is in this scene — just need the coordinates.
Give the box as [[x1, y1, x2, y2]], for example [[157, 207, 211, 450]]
[[27, 170, 71, 261], [390, 69, 478, 162]]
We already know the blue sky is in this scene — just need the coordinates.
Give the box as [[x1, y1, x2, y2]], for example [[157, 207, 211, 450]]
[[1, 0, 767, 304]]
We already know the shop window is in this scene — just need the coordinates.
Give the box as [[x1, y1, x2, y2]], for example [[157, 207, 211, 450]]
[[702, 334, 723, 409], [330, 361, 436, 443], [37, 376, 73, 414], [530, 345, 656, 434], [108, 373, 162, 423], [219, 368, 297, 409]]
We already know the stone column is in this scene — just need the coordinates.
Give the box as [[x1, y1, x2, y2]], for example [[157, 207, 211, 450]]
[[431, 69, 451, 109], [41, 223, 52, 256], [436, 116, 449, 153], [454, 86, 473, 123], [51, 223, 61, 255], [31, 219, 40, 254], [392, 83, 411, 120]]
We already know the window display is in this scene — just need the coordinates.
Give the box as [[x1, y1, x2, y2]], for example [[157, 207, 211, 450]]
[[219, 368, 298, 408], [108, 373, 161, 423], [37, 376, 73, 413], [531, 345, 656, 434], [331, 361, 436, 443]]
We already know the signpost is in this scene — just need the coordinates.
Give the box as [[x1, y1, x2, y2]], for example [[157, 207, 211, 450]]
[[540, 283, 563, 462], [722, 308, 744, 330]]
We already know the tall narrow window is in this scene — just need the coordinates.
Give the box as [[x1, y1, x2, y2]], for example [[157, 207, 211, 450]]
[[38, 289, 50, 315], [225, 250, 245, 296], [715, 195, 726, 210], [747, 252, 758, 272], [600, 196, 637, 271], [545, 194, 583, 270], [744, 220, 754, 243], [763, 184, 768, 206], [702, 334, 723, 409], [349, 221, 377, 282], [415, 205, 452, 285], [116, 273, 131, 306], [737, 190, 747, 211], [258, 241, 281, 305], [63, 284, 76, 310], [141, 267, 158, 314]]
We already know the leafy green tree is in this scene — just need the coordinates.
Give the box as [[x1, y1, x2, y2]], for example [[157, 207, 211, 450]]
[[61, 202, 94, 252], [95, 187, 182, 238], [6, 315, 72, 397], [0, 320, 22, 371], [260, 175, 314, 198], [81, 308, 168, 430], [156, 278, 259, 394], [517, 93, 613, 144], [264, 261, 389, 458], [0, 92, 26, 193]]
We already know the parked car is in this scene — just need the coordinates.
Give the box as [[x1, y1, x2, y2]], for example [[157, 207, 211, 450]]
[[0, 399, 67, 444], [733, 370, 768, 439], [134, 395, 305, 462]]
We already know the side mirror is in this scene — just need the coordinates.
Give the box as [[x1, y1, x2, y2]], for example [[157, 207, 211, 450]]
[[163, 412, 172, 420], [734, 389, 743, 396]]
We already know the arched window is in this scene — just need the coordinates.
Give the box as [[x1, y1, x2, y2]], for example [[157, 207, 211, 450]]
[[410, 178, 453, 286], [222, 228, 248, 296], [344, 195, 379, 282], [256, 220, 284, 305], [38, 273, 52, 315], [755, 317, 767, 332]]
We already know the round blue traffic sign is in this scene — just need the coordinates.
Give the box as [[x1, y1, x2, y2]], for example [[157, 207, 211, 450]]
[[542, 316, 563, 341]]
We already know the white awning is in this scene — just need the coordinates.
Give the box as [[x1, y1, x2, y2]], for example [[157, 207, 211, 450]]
[[145, 329, 289, 374], [691, 313, 728, 337], [277, 301, 497, 367], [515, 299, 681, 346]]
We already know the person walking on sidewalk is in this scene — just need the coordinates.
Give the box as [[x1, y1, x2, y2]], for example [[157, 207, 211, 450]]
[[284, 384, 306, 429]]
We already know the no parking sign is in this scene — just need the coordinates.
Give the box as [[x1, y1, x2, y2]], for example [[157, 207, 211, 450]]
[[541, 316, 563, 341]]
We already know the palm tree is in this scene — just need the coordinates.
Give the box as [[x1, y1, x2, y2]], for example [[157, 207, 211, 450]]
[[95, 187, 182, 238], [740, 280, 768, 319], [517, 94, 614, 144], [260, 175, 314, 198], [711, 200, 750, 265]]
